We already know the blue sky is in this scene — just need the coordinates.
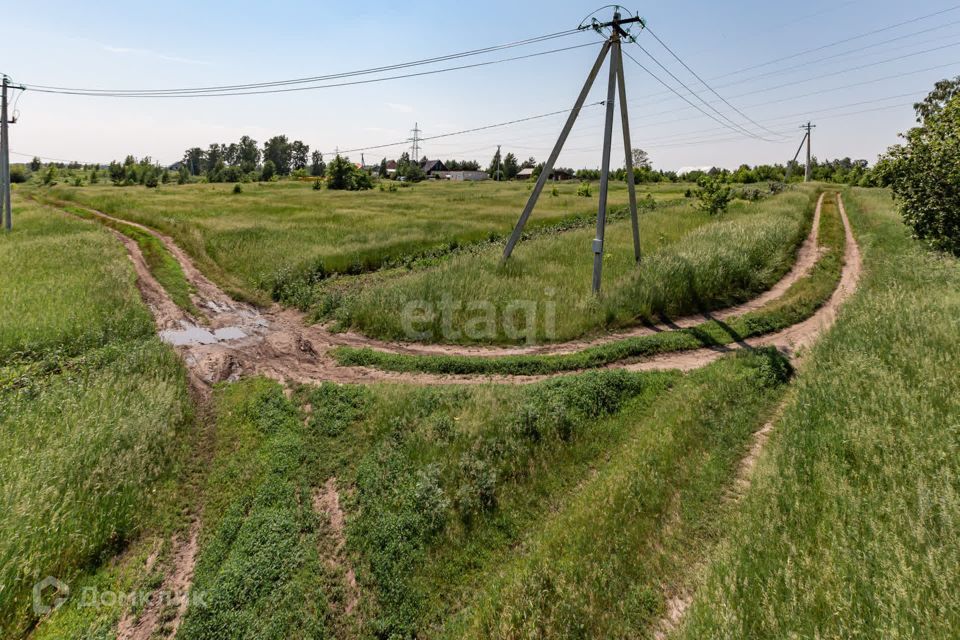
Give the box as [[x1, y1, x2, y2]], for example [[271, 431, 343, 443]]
[[3, 0, 959, 170]]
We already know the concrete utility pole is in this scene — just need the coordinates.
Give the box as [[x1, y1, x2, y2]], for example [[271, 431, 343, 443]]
[[502, 9, 643, 293], [1, 76, 10, 231], [801, 121, 816, 183], [495, 144, 502, 181]]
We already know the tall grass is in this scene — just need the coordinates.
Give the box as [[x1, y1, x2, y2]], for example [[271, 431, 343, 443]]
[[45, 180, 682, 304], [0, 198, 192, 636], [331, 190, 845, 374], [679, 188, 960, 638], [333, 189, 816, 344]]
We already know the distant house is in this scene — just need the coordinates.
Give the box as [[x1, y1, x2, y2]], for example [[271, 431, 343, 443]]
[[421, 159, 447, 178], [515, 167, 575, 181], [443, 170, 488, 182], [385, 160, 398, 177]]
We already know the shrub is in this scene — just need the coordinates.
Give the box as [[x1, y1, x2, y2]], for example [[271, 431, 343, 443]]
[[550, 186, 560, 197], [880, 80, 960, 255], [144, 171, 159, 188], [9, 166, 28, 183], [232, 183, 242, 194], [694, 176, 732, 215], [576, 182, 592, 197], [261, 159, 276, 182], [312, 178, 323, 191]]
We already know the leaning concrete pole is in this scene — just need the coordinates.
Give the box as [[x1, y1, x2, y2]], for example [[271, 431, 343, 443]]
[[502, 40, 611, 261], [591, 33, 620, 293], [804, 121, 813, 183], [614, 40, 640, 263]]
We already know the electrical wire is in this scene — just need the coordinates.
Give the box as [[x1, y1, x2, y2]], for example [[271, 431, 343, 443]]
[[323, 102, 605, 156], [643, 26, 785, 139], [622, 48, 779, 142], [23, 29, 583, 95], [25, 41, 597, 98]]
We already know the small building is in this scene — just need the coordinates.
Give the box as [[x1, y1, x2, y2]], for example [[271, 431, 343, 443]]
[[515, 167, 575, 181], [385, 160, 398, 177], [421, 159, 447, 178], [444, 170, 488, 182]]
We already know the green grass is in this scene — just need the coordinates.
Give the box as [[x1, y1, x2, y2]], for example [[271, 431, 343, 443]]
[[55, 203, 199, 315], [328, 187, 816, 344], [440, 350, 792, 638], [177, 378, 331, 640], [0, 199, 154, 361], [677, 188, 960, 638], [0, 197, 193, 637], [331, 191, 842, 373], [179, 346, 791, 638], [44, 180, 685, 305]]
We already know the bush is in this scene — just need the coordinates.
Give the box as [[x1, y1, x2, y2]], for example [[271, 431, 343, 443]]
[[312, 178, 323, 191], [232, 183, 242, 194], [261, 159, 276, 182], [9, 166, 28, 183], [326, 155, 373, 191], [694, 176, 732, 215], [576, 182, 592, 197], [881, 81, 960, 255]]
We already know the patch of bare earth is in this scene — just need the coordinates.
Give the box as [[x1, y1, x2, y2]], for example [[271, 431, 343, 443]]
[[116, 521, 200, 640], [313, 478, 361, 623]]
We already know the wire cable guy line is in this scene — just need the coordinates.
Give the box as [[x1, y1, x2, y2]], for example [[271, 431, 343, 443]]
[[19, 30, 587, 97]]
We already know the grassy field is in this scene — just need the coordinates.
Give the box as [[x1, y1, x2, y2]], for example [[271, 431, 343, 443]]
[[167, 347, 791, 639], [43, 180, 681, 305], [326, 187, 816, 344], [0, 197, 194, 637], [677, 188, 960, 637], [333, 190, 844, 373]]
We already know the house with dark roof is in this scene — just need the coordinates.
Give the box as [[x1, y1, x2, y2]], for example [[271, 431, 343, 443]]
[[421, 159, 447, 178]]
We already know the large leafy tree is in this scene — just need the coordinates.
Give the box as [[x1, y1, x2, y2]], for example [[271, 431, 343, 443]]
[[880, 77, 960, 255], [183, 147, 205, 176], [237, 136, 260, 173], [502, 152, 519, 179], [291, 140, 310, 171], [263, 135, 292, 175], [310, 151, 326, 177]]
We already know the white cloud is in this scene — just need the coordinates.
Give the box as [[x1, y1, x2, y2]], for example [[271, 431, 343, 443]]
[[98, 43, 210, 65]]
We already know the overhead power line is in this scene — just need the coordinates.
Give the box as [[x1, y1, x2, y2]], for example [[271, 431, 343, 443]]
[[643, 26, 785, 139], [23, 29, 583, 95]]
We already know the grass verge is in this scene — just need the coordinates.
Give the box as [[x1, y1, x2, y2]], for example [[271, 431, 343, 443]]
[[330, 191, 843, 374], [327, 188, 816, 344], [677, 187, 960, 637], [0, 197, 193, 637]]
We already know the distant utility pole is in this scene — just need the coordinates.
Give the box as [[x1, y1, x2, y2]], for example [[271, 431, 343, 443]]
[[502, 9, 644, 293], [1, 76, 24, 232], [495, 144, 502, 181], [801, 121, 816, 182], [410, 122, 422, 162]]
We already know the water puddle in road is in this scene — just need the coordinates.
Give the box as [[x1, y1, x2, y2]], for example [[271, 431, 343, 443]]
[[160, 323, 248, 346]]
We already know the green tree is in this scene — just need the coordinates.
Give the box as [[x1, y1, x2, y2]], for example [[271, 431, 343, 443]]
[[503, 152, 519, 179], [261, 159, 277, 181], [326, 154, 353, 190], [178, 165, 190, 185], [378, 157, 388, 178], [182, 147, 205, 176], [28, 156, 42, 171], [487, 148, 503, 179], [263, 135, 292, 175], [291, 140, 309, 171], [9, 166, 27, 183], [89, 168, 99, 184], [237, 136, 260, 173], [310, 151, 326, 177], [880, 79, 960, 255], [631, 148, 651, 170]]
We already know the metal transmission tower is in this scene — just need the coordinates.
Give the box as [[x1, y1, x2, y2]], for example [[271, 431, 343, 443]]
[[1, 76, 25, 232], [410, 122, 422, 162], [502, 7, 643, 294]]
